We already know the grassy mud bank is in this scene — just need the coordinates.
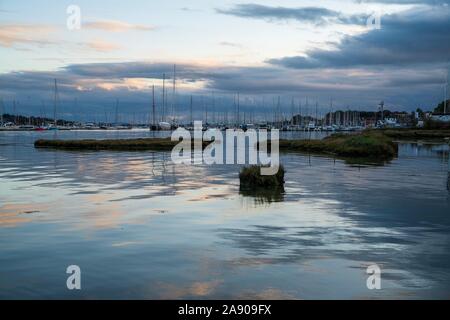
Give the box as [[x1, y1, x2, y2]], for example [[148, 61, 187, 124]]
[[34, 138, 213, 151], [380, 129, 450, 140], [35, 138, 178, 151], [35, 131, 398, 161], [277, 131, 398, 160]]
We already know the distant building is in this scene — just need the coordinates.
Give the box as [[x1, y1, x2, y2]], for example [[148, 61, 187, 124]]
[[430, 113, 450, 122], [384, 117, 398, 126]]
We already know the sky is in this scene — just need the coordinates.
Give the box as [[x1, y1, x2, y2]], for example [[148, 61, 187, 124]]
[[0, 0, 449, 122]]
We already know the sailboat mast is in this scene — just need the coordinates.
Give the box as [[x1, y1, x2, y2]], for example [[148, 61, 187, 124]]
[[53, 79, 57, 125], [162, 73, 166, 122], [115, 99, 119, 124], [234, 94, 237, 126], [291, 97, 294, 125], [298, 100, 302, 126], [445, 67, 449, 114], [329, 98, 333, 126], [13, 100, 16, 124], [277, 96, 280, 127], [152, 85, 156, 128], [445, 80, 447, 114], [190, 95, 193, 125], [205, 96, 208, 124], [305, 97, 309, 123], [225, 98, 228, 125], [104, 107, 108, 124], [212, 92, 215, 125], [237, 93, 240, 126], [172, 64, 176, 123], [0, 98, 3, 125], [315, 101, 318, 126]]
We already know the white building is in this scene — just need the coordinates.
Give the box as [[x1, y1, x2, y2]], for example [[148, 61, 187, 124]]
[[430, 114, 450, 122]]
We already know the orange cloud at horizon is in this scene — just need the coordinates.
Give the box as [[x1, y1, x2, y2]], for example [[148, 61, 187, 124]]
[[83, 19, 155, 32]]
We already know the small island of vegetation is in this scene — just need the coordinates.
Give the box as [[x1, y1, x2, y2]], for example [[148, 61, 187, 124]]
[[34, 137, 178, 151], [277, 131, 397, 160], [239, 165, 285, 188], [35, 130, 398, 161]]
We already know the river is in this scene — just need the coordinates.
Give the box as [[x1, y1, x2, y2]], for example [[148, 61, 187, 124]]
[[0, 130, 449, 299]]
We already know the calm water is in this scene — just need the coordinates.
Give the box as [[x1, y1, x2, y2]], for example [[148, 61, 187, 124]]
[[0, 130, 449, 299]]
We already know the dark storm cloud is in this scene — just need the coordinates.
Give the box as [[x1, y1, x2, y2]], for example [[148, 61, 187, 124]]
[[268, 7, 450, 69], [1, 3, 448, 116], [0, 61, 444, 115], [65, 62, 212, 82], [355, 0, 450, 4], [216, 4, 366, 25], [0, 69, 90, 91]]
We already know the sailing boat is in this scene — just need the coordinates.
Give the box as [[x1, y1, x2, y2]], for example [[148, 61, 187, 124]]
[[111, 99, 130, 130], [171, 64, 177, 128], [158, 78, 171, 131], [158, 68, 174, 130], [150, 85, 158, 131], [47, 79, 59, 130]]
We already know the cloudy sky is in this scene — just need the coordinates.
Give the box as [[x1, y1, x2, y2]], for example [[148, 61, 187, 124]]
[[0, 0, 449, 121]]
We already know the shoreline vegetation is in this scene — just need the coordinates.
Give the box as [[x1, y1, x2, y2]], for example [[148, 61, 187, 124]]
[[34, 138, 212, 151], [35, 138, 181, 151], [380, 129, 450, 140], [35, 130, 400, 161], [277, 131, 398, 160]]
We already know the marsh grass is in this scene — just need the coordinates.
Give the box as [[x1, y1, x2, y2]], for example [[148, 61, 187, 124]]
[[381, 129, 450, 140], [34, 138, 209, 151], [278, 131, 398, 160], [35, 131, 398, 161]]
